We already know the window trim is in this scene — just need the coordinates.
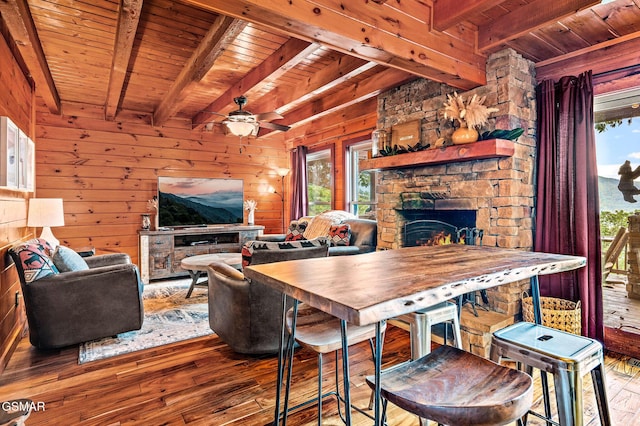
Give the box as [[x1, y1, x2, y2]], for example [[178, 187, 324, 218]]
[[344, 135, 376, 217]]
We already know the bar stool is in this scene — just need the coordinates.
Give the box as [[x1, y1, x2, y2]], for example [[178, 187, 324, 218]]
[[388, 301, 462, 360], [491, 321, 611, 426], [366, 345, 534, 425], [282, 303, 386, 425]]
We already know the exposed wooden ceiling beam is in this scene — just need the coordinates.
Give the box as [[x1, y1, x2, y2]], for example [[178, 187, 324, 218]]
[[105, 0, 144, 121], [183, 0, 487, 90], [153, 15, 246, 126], [536, 33, 640, 82], [259, 67, 415, 137], [478, 0, 600, 52], [249, 54, 378, 117], [287, 97, 379, 147], [192, 37, 320, 129], [433, 0, 496, 32], [0, 0, 60, 114]]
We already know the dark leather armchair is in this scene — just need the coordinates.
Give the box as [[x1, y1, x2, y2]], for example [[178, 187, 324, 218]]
[[9, 243, 144, 349], [206, 241, 329, 355]]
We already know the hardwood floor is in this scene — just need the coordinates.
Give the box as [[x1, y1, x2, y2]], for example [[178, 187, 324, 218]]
[[2, 314, 640, 424]]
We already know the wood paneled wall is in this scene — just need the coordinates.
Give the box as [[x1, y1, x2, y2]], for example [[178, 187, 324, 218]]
[[35, 105, 289, 266], [0, 25, 34, 372]]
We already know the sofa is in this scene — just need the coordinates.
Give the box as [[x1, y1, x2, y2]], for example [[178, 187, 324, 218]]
[[258, 210, 377, 256], [207, 237, 330, 355], [8, 239, 144, 349]]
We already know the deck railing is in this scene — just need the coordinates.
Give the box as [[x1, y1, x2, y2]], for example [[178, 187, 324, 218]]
[[602, 235, 628, 276]]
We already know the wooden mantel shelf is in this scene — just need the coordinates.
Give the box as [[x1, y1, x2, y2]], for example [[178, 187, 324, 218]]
[[360, 139, 515, 171]]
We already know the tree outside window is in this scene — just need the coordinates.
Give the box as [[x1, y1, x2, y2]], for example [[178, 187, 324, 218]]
[[307, 148, 333, 215], [347, 141, 376, 218]]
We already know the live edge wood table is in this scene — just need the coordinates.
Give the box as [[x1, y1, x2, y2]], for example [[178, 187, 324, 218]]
[[243, 245, 586, 426]]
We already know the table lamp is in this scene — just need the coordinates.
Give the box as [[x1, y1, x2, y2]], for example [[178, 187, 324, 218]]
[[27, 198, 65, 248]]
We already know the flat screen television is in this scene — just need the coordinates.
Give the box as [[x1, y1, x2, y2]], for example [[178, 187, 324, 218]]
[[157, 177, 244, 228]]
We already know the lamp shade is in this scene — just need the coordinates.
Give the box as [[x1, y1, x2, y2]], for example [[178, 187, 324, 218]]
[[276, 168, 290, 177], [28, 198, 65, 227]]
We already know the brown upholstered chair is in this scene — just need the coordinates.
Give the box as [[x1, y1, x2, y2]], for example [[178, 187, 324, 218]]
[[9, 239, 144, 349], [206, 238, 329, 355]]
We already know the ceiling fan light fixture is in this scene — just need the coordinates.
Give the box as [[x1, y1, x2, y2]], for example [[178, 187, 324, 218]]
[[226, 120, 258, 137]]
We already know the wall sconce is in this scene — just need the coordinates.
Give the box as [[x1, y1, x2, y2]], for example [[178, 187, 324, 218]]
[[27, 198, 65, 248]]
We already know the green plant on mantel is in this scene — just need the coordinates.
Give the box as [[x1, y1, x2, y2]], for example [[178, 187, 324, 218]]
[[478, 128, 524, 141], [377, 141, 431, 156]]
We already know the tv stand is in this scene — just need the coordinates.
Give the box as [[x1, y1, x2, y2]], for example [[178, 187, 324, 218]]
[[139, 225, 264, 283]]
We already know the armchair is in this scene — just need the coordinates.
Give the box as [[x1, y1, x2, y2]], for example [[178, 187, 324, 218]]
[[9, 239, 144, 349], [207, 238, 329, 355]]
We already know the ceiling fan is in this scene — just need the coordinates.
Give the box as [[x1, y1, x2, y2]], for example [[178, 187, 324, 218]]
[[204, 96, 291, 136]]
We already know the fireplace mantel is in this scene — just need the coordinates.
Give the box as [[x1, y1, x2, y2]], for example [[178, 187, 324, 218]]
[[360, 139, 515, 171]]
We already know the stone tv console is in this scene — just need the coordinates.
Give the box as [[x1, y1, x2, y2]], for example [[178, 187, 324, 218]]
[[139, 225, 264, 283]]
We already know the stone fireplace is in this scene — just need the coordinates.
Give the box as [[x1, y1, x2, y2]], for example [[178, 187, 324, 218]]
[[369, 49, 538, 356]]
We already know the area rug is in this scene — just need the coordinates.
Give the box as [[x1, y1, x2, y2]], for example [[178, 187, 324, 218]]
[[78, 280, 212, 364]]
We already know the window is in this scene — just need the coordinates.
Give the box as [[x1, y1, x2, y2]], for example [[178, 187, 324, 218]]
[[306, 148, 333, 215], [346, 140, 376, 218]]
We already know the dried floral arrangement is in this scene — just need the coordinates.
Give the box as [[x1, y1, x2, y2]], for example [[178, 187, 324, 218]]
[[443, 92, 499, 129], [147, 196, 158, 211]]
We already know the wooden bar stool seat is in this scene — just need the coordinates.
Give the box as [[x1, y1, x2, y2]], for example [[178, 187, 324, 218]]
[[491, 321, 611, 426], [283, 303, 386, 424], [366, 345, 533, 426]]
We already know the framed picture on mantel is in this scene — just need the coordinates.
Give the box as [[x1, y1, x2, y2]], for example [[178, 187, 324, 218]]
[[391, 120, 421, 148], [0, 116, 19, 188]]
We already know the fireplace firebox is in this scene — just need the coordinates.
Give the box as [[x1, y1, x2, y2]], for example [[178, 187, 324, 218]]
[[401, 214, 487, 314], [404, 220, 484, 247]]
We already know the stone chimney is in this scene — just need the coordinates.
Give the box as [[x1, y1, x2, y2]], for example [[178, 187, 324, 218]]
[[373, 49, 538, 356]]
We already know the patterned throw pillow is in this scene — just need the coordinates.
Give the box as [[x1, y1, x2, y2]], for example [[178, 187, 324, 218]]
[[242, 237, 328, 267], [284, 220, 308, 241], [10, 238, 59, 283], [328, 224, 351, 246], [302, 210, 355, 240]]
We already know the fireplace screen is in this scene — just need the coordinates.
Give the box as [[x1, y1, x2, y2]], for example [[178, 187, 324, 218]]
[[403, 220, 484, 247]]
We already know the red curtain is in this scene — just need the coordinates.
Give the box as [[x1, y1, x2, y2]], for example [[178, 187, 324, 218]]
[[290, 146, 308, 221], [534, 71, 603, 341]]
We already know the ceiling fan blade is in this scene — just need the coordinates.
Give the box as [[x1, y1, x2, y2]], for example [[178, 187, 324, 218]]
[[255, 111, 283, 121], [259, 121, 291, 132]]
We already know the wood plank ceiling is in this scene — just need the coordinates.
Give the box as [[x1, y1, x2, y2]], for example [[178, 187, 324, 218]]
[[1, 0, 639, 137]]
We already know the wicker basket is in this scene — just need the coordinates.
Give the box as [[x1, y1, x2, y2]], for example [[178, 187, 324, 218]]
[[521, 293, 581, 335]]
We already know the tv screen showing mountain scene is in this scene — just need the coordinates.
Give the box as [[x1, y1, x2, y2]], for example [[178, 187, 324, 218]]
[[158, 177, 244, 227]]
